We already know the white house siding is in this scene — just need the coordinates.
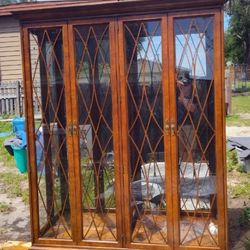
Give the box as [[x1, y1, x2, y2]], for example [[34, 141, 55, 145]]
[[0, 16, 22, 82]]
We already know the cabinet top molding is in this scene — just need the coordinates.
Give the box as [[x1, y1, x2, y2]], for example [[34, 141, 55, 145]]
[[0, 0, 226, 22]]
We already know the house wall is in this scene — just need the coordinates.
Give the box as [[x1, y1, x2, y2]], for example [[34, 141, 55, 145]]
[[0, 16, 22, 82]]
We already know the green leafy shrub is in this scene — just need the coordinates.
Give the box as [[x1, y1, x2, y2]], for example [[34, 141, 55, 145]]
[[227, 149, 238, 171], [236, 163, 245, 173], [239, 207, 250, 226]]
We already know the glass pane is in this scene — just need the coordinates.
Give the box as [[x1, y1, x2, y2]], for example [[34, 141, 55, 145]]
[[29, 27, 72, 239], [174, 17, 218, 246], [124, 20, 167, 244], [74, 24, 117, 241]]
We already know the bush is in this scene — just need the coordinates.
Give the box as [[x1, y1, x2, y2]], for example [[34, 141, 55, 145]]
[[0, 202, 11, 213], [236, 163, 245, 173], [227, 149, 238, 171], [239, 207, 250, 227]]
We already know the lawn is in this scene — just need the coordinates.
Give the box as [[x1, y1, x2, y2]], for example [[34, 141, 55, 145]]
[[0, 121, 15, 166], [226, 95, 250, 126], [231, 95, 250, 114]]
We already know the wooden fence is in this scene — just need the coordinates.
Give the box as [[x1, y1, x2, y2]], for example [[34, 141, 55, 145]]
[[0, 81, 40, 117], [225, 64, 250, 115], [225, 64, 250, 93], [0, 81, 23, 116]]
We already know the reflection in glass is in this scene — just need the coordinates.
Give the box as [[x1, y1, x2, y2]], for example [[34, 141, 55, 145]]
[[74, 24, 117, 241], [124, 20, 167, 244], [174, 17, 218, 246], [29, 28, 71, 239]]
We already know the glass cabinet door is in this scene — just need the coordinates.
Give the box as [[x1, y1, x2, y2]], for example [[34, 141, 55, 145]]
[[171, 15, 222, 247], [70, 22, 122, 245], [27, 26, 73, 240], [119, 18, 171, 248]]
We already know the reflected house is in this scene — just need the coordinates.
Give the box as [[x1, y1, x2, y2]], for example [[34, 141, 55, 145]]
[[129, 59, 162, 85]]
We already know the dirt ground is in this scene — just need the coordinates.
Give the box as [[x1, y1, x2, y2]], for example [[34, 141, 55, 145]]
[[226, 126, 250, 250], [228, 171, 250, 249], [228, 200, 250, 249], [0, 163, 30, 244], [0, 127, 250, 248]]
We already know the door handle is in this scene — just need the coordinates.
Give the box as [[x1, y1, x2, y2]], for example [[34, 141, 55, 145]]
[[165, 120, 176, 136], [68, 124, 78, 136], [165, 121, 170, 135], [171, 122, 176, 136]]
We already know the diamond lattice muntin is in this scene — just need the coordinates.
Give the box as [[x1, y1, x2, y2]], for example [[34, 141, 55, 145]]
[[29, 27, 72, 239], [74, 24, 117, 241], [124, 20, 168, 244], [174, 17, 218, 246]]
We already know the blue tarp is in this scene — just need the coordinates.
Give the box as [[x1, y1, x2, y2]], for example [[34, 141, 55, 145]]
[[15, 131, 27, 149], [227, 137, 250, 160], [0, 132, 12, 137]]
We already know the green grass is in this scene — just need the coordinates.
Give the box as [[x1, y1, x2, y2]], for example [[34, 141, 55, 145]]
[[231, 173, 250, 199], [0, 121, 15, 167], [0, 121, 12, 132], [232, 183, 250, 199], [0, 201, 12, 213], [0, 114, 14, 120], [226, 114, 250, 126], [226, 95, 250, 126], [227, 149, 238, 172], [231, 95, 250, 114], [0, 172, 29, 204], [227, 150, 250, 203]]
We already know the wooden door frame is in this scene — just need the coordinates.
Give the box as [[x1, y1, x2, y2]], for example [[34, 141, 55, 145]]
[[117, 14, 173, 250], [67, 18, 124, 248], [167, 9, 227, 250], [21, 21, 76, 245]]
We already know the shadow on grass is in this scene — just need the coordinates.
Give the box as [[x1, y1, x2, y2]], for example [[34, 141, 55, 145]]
[[228, 208, 250, 249]]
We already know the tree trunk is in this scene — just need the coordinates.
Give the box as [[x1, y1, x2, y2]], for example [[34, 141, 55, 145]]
[[245, 35, 250, 65]]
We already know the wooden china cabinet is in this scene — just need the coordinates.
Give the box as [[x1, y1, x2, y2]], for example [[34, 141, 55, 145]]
[[16, 0, 227, 249]]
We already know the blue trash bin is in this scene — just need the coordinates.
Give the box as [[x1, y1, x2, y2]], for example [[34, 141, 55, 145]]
[[10, 118, 27, 174], [12, 117, 25, 133], [12, 146, 27, 173]]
